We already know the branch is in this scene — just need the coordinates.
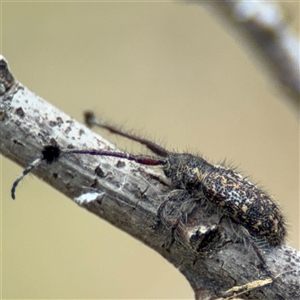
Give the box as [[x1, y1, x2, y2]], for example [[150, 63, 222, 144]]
[[201, 0, 300, 111], [1, 56, 299, 300]]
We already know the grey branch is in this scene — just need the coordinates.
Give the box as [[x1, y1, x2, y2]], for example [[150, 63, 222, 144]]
[[201, 0, 300, 111], [1, 55, 299, 300]]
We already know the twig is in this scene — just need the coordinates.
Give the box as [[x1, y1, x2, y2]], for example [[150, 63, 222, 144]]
[[200, 0, 300, 111], [1, 56, 299, 299]]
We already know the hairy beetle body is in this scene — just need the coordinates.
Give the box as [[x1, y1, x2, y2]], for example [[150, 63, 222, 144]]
[[163, 153, 286, 246]]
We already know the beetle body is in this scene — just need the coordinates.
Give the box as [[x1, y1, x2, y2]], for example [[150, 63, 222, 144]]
[[163, 153, 286, 246]]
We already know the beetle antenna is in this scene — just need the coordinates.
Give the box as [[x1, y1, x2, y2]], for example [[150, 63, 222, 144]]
[[11, 157, 43, 200], [11, 144, 167, 200], [84, 111, 169, 157]]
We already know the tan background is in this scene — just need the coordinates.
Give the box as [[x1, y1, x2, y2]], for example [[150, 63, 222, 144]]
[[1, 2, 299, 299]]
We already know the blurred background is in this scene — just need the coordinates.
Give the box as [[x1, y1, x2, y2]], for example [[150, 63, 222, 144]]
[[1, 2, 299, 299]]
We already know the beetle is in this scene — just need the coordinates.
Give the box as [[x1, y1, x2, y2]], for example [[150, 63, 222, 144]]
[[11, 111, 286, 247]]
